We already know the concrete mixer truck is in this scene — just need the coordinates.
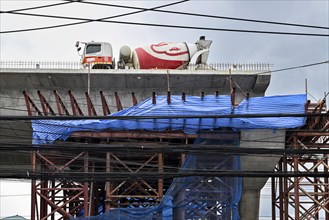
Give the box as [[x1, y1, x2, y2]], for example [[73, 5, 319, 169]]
[[76, 36, 212, 70]]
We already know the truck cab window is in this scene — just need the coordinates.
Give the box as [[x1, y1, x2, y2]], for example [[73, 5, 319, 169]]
[[86, 44, 101, 54]]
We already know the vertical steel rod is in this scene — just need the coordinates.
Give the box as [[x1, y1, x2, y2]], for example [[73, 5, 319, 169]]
[[84, 152, 89, 216], [105, 152, 112, 211], [293, 135, 300, 220], [271, 177, 276, 220]]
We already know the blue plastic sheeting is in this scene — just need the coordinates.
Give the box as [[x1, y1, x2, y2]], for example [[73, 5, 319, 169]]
[[71, 196, 173, 220], [32, 94, 306, 145], [163, 136, 241, 220], [71, 134, 241, 220]]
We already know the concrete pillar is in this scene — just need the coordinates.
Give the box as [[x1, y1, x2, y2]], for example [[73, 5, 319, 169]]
[[239, 190, 261, 219], [239, 129, 286, 220]]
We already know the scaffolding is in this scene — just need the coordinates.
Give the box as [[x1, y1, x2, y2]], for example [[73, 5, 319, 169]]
[[272, 101, 329, 220], [24, 90, 195, 219], [23, 90, 328, 219]]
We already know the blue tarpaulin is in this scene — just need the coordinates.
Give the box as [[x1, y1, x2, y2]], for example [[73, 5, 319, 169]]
[[32, 94, 306, 145], [33, 93, 306, 220], [71, 134, 241, 220]]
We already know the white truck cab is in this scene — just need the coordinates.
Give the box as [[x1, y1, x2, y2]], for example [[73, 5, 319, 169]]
[[76, 41, 115, 69]]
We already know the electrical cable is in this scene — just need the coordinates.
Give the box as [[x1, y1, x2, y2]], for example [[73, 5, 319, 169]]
[[66, 0, 329, 30], [254, 60, 329, 75], [1, 2, 74, 13], [4, 124, 327, 152], [1, 136, 327, 180], [1, 141, 329, 155], [1, 170, 328, 180], [0, 0, 190, 34], [0, 115, 326, 150], [1, 142, 327, 180], [1, 10, 328, 37]]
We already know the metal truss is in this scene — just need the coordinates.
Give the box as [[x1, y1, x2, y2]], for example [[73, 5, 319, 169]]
[[104, 152, 164, 209], [272, 100, 329, 220], [24, 90, 329, 220], [30, 151, 89, 220], [175, 155, 239, 220], [23, 88, 194, 219]]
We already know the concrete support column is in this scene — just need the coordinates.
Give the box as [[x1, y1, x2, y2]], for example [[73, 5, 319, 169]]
[[239, 129, 286, 220], [239, 189, 261, 220]]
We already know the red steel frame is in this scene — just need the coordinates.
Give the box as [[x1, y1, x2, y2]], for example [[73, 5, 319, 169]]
[[23, 90, 194, 219], [272, 101, 329, 220], [24, 90, 328, 219]]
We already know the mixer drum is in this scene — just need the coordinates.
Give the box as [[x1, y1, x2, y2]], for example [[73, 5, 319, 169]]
[[132, 42, 197, 69]]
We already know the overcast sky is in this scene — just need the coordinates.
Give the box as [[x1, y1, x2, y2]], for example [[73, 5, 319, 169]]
[[0, 0, 328, 218], [1, 0, 328, 100]]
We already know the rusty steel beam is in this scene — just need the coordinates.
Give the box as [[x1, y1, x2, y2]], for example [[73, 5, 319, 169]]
[[114, 92, 123, 111], [182, 92, 186, 102], [271, 177, 276, 220], [305, 100, 311, 113], [32, 151, 89, 219], [37, 90, 56, 116], [106, 195, 160, 198], [71, 130, 198, 139], [231, 87, 236, 108], [68, 90, 84, 116], [294, 132, 329, 137], [54, 90, 70, 116], [152, 92, 156, 104], [132, 92, 138, 106], [23, 90, 42, 116], [85, 92, 97, 116], [39, 191, 84, 220], [158, 153, 164, 199], [283, 156, 289, 220], [105, 152, 161, 207], [37, 187, 84, 191], [278, 159, 284, 220], [293, 135, 300, 220], [309, 100, 326, 129], [325, 157, 329, 220], [52, 152, 85, 175], [312, 100, 326, 113], [100, 91, 111, 116], [31, 152, 37, 220], [105, 152, 112, 211], [36, 191, 69, 219], [167, 91, 171, 104], [201, 91, 205, 99], [83, 152, 89, 216], [274, 125, 329, 220]]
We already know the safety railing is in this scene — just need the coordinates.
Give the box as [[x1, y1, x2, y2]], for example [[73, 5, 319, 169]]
[[206, 62, 271, 71], [0, 60, 271, 71], [0, 60, 82, 69]]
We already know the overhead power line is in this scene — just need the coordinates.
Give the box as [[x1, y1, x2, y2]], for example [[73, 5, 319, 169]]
[[255, 60, 329, 75], [1, 10, 328, 37], [2, 170, 329, 180], [65, 0, 329, 30], [0, 0, 190, 34], [2, 2, 73, 13], [1, 142, 329, 156]]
